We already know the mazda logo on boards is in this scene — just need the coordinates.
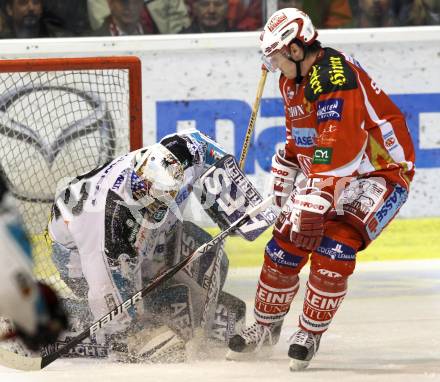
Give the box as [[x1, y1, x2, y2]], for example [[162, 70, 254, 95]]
[[0, 85, 117, 202]]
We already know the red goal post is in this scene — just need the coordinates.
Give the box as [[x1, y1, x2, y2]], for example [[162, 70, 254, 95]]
[[0, 56, 143, 149], [0, 56, 143, 287]]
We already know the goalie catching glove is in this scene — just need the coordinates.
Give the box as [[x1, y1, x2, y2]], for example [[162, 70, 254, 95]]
[[275, 182, 333, 252], [270, 149, 305, 208]]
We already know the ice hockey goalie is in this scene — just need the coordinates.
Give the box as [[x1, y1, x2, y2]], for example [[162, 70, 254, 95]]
[[44, 129, 264, 363]]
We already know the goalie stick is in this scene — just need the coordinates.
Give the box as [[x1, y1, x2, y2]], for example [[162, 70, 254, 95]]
[[0, 196, 274, 371]]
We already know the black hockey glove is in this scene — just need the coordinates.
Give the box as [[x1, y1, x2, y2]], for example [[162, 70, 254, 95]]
[[14, 282, 68, 351]]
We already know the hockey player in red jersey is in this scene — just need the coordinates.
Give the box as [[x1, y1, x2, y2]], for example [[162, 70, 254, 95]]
[[227, 8, 415, 370]]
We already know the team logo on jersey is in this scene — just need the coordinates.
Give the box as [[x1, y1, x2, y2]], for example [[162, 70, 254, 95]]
[[329, 56, 347, 86], [385, 137, 395, 148], [312, 147, 333, 164], [317, 124, 337, 145], [287, 105, 306, 118], [309, 65, 323, 95], [317, 98, 344, 122], [383, 131, 398, 150], [292, 127, 317, 147]]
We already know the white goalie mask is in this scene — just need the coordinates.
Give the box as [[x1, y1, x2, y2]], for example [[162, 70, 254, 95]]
[[260, 8, 318, 72], [133, 143, 184, 219]]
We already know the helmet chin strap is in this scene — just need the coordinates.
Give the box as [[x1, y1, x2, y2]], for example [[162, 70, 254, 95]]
[[288, 40, 307, 84], [294, 61, 303, 84]]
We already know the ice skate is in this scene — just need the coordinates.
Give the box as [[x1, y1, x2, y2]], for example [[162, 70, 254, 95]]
[[288, 329, 321, 371], [226, 321, 282, 361]]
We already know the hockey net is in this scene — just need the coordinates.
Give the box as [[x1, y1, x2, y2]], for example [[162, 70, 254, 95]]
[[0, 56, 142, 295]]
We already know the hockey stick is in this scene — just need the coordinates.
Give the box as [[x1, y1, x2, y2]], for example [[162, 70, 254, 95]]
[[0, 196, 273, 371], [238, 67, 267, 170], [198, 68, 267, 334]]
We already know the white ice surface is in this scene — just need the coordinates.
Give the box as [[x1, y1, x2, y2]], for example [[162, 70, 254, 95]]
[[1, 259, 440, 382]]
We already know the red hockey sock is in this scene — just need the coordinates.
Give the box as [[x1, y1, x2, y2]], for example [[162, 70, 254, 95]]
[[254, 255, 301, 324], [299, 268, 347, 333]]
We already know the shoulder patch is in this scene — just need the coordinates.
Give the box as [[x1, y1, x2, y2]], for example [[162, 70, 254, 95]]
[[305, 51, 358, 102]]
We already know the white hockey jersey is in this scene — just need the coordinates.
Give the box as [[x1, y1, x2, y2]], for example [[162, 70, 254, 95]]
[[48, 130, 226, 323]]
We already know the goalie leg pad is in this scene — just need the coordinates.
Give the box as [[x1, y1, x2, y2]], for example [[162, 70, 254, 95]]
[[207, 291, 246, 344], [143, 283, 195, 341]]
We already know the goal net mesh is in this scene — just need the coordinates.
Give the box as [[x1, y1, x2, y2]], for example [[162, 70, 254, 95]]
[[0, 58, 141, 296]]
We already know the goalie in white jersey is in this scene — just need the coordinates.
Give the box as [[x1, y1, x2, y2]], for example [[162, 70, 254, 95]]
[[0, 173, 67, 352], [47, 130, 248, 361]]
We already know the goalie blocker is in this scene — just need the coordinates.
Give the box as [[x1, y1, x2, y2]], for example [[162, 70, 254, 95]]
[[198, 155, 277, 241]]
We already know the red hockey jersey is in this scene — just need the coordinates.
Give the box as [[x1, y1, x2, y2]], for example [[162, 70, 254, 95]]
[[280, 47, 415, 192]]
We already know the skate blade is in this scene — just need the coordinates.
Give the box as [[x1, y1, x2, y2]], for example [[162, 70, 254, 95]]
[[225, 346, 273, 361], [289, 358, 310, 371]]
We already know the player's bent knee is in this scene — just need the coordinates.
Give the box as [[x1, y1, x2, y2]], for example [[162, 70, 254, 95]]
[[253, 238, 306, 324], [264, 237, 309, 275], [312, 236, 357, 279]]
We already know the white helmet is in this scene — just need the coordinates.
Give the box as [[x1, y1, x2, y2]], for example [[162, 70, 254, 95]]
[[133, 143, 184, 215], [260, 8, 318, 57]]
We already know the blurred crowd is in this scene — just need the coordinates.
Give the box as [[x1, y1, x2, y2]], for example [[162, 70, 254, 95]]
[[0, 0, 438, 39]]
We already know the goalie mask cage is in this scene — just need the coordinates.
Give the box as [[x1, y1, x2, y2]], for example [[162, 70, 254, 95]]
[[0, 56, 142, 291]]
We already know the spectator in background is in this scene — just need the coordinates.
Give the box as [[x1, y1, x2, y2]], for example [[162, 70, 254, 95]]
[[277, 0, 303, 9], [181, 0, 232, 32], [185, 0, 263, 31], [88, 0, 191, 35], [0, 1, 8, 34], [277, 0, 353, 28], [229, 0, 262, 30], [0, 0, 66, 38], [353, 0, 396, 27], [397, 0, 440, 25], [43, 0, 91, 36], [94, 0, 146, 36]]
